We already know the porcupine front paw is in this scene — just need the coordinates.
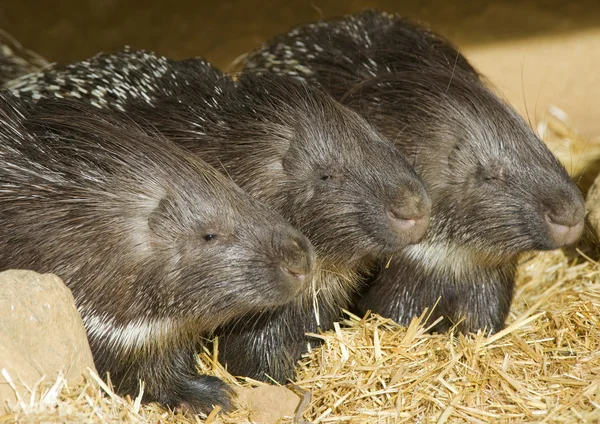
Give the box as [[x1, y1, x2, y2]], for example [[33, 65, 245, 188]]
[[164, 374, 236, 415]]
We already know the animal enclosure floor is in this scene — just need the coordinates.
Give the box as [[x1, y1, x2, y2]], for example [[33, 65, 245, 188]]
[[1, 249, 599, 423]]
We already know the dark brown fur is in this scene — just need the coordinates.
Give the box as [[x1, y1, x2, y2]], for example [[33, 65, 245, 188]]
[[127, 70, 433, 383], [0, 93, 315, 413], [3, 49, 432, 383], [244, 9, 586, 333]]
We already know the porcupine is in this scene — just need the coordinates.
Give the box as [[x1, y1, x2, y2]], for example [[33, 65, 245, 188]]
[[0, 30, 47, 83], [242, 9, 586, 333], [0, 92, 316, 413], [4, 47, 433, 382]]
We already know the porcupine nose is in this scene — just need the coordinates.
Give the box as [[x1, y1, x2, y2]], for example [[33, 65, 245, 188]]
[[543, 184, 585, 248], [386, 184, 432, 246], [544, 210, 585, 248], [279, 230, 315, 292]]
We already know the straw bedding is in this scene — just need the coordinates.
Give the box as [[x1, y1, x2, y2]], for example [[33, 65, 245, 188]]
[[1, 111, 599, 424]]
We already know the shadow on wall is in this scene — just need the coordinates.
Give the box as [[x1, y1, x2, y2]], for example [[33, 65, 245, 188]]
[[1, 0, 600, 67]]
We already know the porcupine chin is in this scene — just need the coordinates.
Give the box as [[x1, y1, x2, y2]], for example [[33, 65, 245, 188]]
[[242, 8, 586, 334], [0, 92, 316, 413], [3, 47, 432, 383]]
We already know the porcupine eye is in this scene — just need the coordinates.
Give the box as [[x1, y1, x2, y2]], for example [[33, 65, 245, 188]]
[[203, 234, 218, 242], [318, 167, 344, 183], [483, 166, 506, 183]]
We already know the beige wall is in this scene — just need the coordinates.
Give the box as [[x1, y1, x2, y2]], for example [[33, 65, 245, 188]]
[[467, 30, 600, 142]]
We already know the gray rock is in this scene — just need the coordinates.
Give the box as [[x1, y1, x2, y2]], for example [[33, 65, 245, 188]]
[[235, 385, 303, 424], [587, 172, 600, 240], [0, 269, 96, 410]]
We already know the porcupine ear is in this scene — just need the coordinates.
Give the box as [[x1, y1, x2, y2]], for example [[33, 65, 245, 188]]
[[148, 196, 177, 241]]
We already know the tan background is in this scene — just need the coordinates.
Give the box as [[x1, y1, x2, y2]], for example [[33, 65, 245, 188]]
[[0, 1, 598, 139]]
